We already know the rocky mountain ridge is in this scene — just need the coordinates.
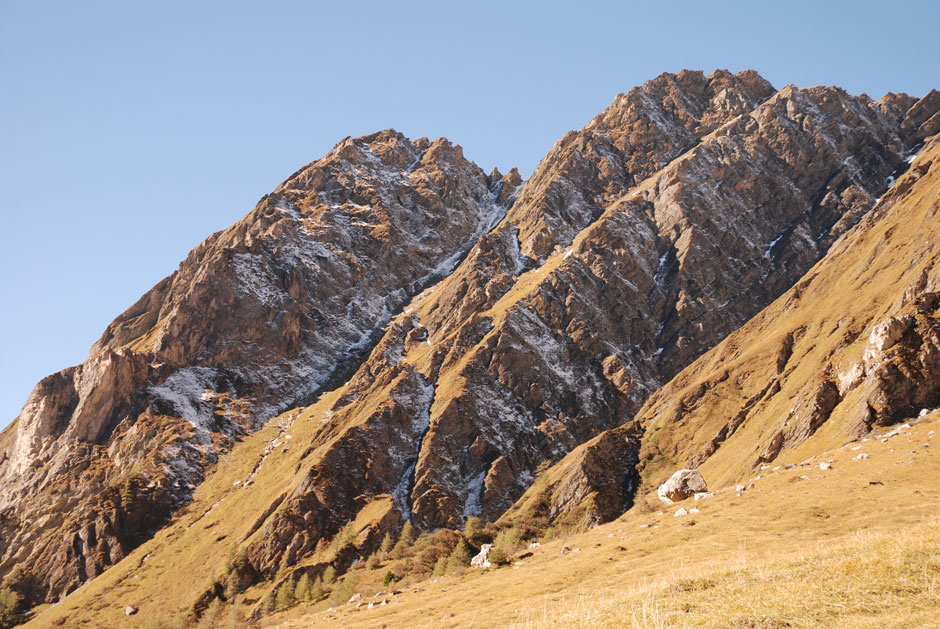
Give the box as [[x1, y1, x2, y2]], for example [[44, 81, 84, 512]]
[[1, 69, 938, 616]]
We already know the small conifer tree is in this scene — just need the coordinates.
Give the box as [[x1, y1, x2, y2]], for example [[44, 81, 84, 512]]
[[310, 576, 326, 601], [295, 573, 311, 603], [391, 521, 415, 557], [446, 538, 473, 573], [274, 577, 296, 610]]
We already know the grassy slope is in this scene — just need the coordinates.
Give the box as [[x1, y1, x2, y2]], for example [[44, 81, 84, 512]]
[[25, 385, 344, 628], [631, 134, 940, 500], [25, 140, 940, 629], [264, 413, 940, 628]]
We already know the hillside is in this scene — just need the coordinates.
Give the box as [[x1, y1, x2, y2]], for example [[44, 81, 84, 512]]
[[1, 70, 938, 627]]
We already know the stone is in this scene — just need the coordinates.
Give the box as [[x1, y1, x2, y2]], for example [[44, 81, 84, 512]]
[[124, 606, 138, 616], [674, 508, 689, 517], [693, 492, 714, 501], [348, 593, 361, 604], [819, 461, 832, 470], [657, 469, 708, 504], [854, 453, 869, 460], [470, 544, 493, 569]]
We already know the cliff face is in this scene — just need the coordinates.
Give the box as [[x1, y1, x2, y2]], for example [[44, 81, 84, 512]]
[[0, 130, 509, 601], [235, 70, 938, 578], [1, 70, 938, 609], [512, 131, 940, 527]]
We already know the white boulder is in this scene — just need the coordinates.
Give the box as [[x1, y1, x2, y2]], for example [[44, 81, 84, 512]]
[[470, 543, 493, 569], [657, 469, 707, 504]]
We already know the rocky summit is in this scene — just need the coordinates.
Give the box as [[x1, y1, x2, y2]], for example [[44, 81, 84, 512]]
[[1, 69, 939, 627]]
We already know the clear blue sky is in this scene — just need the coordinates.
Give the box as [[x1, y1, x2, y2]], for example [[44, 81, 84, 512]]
[[1, 0, 938, 429]]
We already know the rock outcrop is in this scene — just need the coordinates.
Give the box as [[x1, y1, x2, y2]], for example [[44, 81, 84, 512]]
[[538, 132, 940, 519], [2, 71, 939, 613], [0, 130, 509, 602]]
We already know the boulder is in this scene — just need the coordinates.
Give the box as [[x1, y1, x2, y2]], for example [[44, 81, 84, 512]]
[[657, 469, 707, 504], [470, 543, 493, 569]]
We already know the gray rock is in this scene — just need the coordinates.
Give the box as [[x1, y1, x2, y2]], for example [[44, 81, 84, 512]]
[[657, 469, 707, 504], [124, 606, 137, 616]]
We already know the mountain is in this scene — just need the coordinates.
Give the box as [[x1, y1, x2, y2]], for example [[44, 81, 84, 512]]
[[0, 131, 516, 602], [505, 128, 940, 527], [1, 70, 938, 626]]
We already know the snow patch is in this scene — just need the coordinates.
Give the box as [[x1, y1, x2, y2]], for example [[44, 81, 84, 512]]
[[463, 470, 487, 518]]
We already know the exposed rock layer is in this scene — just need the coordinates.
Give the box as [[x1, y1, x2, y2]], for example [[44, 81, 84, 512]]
[[1, 71, 938, 606], [525, 132, 940, 522]]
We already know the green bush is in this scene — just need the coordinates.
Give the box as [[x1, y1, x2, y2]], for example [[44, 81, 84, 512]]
[[0, 588, 21, 629], [488, 546, 508, 566], [294, 573, 311, 602], [275, 576, 296, 610], [391, 521, 415, 557], [378, 532, 394, 557], [446, 538, 474, 573], [328, 574, 358, 605]]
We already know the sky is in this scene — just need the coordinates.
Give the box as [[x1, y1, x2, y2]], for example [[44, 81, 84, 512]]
[[1, 0, 938, 430]]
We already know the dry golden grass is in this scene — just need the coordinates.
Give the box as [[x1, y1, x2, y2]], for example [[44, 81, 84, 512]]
[[257, 412, 940, 629]]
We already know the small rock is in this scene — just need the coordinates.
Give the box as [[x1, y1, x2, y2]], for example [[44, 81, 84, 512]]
[[819, 461, 832, 470], [124, 606, 138, 616], [693, 492, 714, 501], [735, 485, 746, 492], [674, 508, 689, 517], [854, 453, 869, 460], [368, 601, 375, 609], [800, 475, 810, 480], [348, 593, 362, 604], [527, 541, 540, 549], [689, 507, 700, 514]]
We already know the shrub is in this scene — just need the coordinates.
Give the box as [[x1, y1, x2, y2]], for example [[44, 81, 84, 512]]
[[492, 523, 524, 558], [328, 574, 357, 605], [321, 565, 336, 585], [391, 521, 415, 557], [309, 576, 326, 601], [432, 556, 447, 577], [197, 598, 224, 628], [294, 573, 311, 602], [262, 589, 276, 615], [382, 570, 397, 587], [488, 546, 509, 566], [378, 532, 394, 557], [0, 588, 21, 629], [446, 538, 474, 573], [274, 577, 296, 610]]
